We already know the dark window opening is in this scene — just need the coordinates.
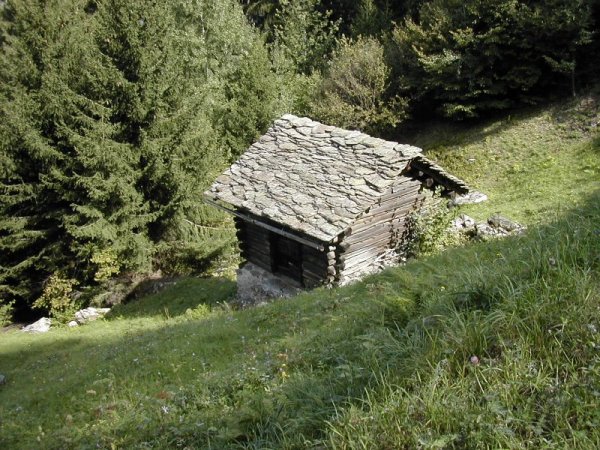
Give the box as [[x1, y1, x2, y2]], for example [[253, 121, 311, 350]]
[[270, 233, 303, 284]]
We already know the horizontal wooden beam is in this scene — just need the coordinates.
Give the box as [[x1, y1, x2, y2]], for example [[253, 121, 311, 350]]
[[204, 198, 326, 252]]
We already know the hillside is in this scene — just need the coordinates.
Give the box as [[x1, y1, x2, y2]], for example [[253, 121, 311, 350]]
[[0, 98, 599, 449]]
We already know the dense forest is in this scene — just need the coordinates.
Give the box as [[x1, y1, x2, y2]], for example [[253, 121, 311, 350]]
[[1, 0, 599, 323]]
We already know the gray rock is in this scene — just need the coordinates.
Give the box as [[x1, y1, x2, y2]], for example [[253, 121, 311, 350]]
[[475, 222, 498, 238], [451, 214, 476, 231], [68, 321, 79, 327], [22, 317, 51, 333], [0, 374, 6, 385], [235, 262, 303, 307], [74, 307, 110, 324], [488, 214, 523, 232], [450, 191, 488, 206]]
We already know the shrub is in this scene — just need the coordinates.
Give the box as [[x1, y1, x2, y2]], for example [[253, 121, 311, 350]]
[[0, 300, 14, 327], [311, 36, 407, 133], [390, 0, 596, 119], [33, 274, 79, 320], [400, 192, 463, 257], [91, 249, 120, 283]]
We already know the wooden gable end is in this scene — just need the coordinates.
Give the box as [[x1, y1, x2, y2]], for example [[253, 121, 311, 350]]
[[336, 175, 426, 284]]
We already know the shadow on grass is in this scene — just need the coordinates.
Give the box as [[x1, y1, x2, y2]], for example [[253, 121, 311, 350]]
[[398, 102, 549, 150], [105, 276, 237, 320], [0, 282, 385, 449], [2, 191, 599, 449]]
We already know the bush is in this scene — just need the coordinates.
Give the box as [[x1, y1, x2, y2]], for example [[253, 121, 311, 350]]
[[400, 192, 464, 258], [311, 36, 407, 133], [0, 300, 14, 327], [390, 0, 596, 119], [32, 274, 79, 320]]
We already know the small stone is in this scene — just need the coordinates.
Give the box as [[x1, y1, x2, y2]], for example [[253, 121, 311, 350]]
[[74, 307, 110, 324], [22, 317, 51, 333], [488, 215, 522, 232], [0, 374, 6, 385], [450, 191, 488, 206], [470, 355, 480, 365], [475, 222, 496, 238], [68, 321, 79, 328]]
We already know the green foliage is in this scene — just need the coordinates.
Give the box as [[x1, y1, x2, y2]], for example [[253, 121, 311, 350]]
[[32, 273, 79, 319], [90, 249, 120, 283], [0, 0, 275, 312], [311, 36, 407, 133], [350, 0, 394, 37], [2, 75, 599, 450], [415, 95, 600, 224], [1, 191, 598, 448], [326, 194, 600, 448], [401, 193, 463, 258], [270, 0, 339, 74], [390, 0, 596, 118], [0, 300, 14, 327]]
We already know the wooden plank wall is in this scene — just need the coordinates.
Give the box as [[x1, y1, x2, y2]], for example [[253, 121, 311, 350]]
[[337, 177, 425, 281], [236, 219, 272, 272], [235, 217, 328, 288], [302, 246, 328, 288]]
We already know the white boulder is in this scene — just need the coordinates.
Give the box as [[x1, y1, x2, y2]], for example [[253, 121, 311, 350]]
[[74, 307, 110, 324], [22, 317, 51, 333]]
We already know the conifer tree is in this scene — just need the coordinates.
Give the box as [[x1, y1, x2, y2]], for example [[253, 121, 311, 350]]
[[0, 0, 277, 314]]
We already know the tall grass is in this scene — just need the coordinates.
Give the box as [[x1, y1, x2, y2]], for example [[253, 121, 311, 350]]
[[0, 96, 598, 448], [0, 193, 597, 449], [326, 192, 600, 449]]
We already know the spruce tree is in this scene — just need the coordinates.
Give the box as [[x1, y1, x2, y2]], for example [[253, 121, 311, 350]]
[[0, 0, 277, 315]]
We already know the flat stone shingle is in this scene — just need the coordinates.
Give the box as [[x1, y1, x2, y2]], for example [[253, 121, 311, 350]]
[[205, 115, 459, 242]]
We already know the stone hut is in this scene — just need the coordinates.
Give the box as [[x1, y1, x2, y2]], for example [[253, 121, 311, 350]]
[[205, 115, 470, 298]]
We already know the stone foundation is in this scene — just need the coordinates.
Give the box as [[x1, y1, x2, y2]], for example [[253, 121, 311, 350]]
[[236, 262, 303, 307]]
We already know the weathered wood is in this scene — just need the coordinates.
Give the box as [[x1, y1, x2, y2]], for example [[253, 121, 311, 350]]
[[344, 235, 404, 261], [344, 233, 391, 252], [344, 223, 407, 249], [341, 256, 379, 273], [241, 245, 271, 261], [340, 260, 379, 278], [303, 246, 325, 259], [345, 222, 394, 244], [303, 267, 326, 282], [205, 199, 326, 251], [243, 226, 271, 240], [352, 198, 422, 227], [303, 254, 329, 271], [344, 213, 410, 244], [373, 184, 421, 205], [241, 233, 271, 247], [241, 246, 271, 264], [359, 192, 421, 218], [245, 255, 272, 272], [240, 237, 271, 252], [340, 233, 403, 263]]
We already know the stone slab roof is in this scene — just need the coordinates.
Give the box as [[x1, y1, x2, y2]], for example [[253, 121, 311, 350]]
[[205, 114, 468, 242]]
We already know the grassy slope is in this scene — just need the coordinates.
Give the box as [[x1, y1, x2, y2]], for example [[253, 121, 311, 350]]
[[0, 98, 599, 449], [411, 96, 600, 224]]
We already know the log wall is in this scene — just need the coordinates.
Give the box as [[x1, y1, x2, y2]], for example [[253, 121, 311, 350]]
[[235, 217, 328, 288], [236, 219, 272, 272], [337, 177, 425, 283]]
